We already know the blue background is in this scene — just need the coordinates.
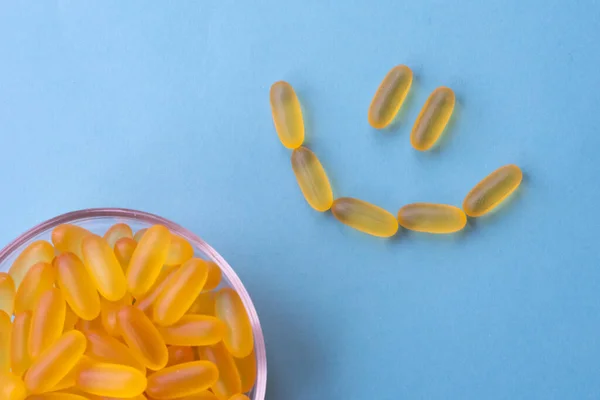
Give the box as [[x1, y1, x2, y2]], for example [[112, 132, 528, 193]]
[[1, 1, 599, 399]]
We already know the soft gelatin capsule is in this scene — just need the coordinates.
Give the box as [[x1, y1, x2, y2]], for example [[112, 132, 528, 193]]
[[29, 288, 67, 358], [158, 315, 225, 346], [134, 267, 177, 315], [85, 330, 146, 372], [187, 291, 216, 315], [331, 197, 399, 237], [127, 225, 171, 297], [291, 147, 334, 212], [0, 272, 15, 315], [114, 237, 138, 273], [235, 348, 257, 393], [146, 361, 219, 399], [0, 372, 27, 400], [180, 391, 218, 400], [0, 311, 11, 371], [203, 262, 222, 292], [103, 223, 133, 249], [8, 240, 54, 287], [270, 81, 305, 149], [117, 305, 168, 370], [51, 224, 93, 259], [198, 343, 242, 399], [28, 394, 88, 400], [14, 262, 55, 313], [10, 312, 32, 376], [229, 395, 251, 400], [368, 65, 413, 129], [165, 234, 194, 267], [55, 253, 101, 321], [76, 362, 147, 397], [411, 86, 455, 151], [215, 288, 254, 358], [82, 235, 127, 301], [463, 164, 523, 217], [133, 228, 147, 242], [397, 203, 467, 234], [166, 346, 196, 367]]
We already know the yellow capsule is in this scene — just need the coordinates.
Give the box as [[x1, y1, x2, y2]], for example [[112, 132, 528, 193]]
[[55, 253, 101, 321], [463, 164, 523, 217], [29, 288, 67, 359], [166, 346, 196, 367], [127, 225, 171, 297], [134, 266, 177, 315], [64, 305, 80, 332], [0, 310, 11, 371], [154, 258, 209, 326], [28, 394, 88, 400], [8, 240, 54, 287], [0, 371, 27, 400], [269, 81, 304, 149], [24, 330, 87, 394], [234, 348, 257, 393], [84, 330, 146, 372], [179, 392, 218, 400], [166, 234, 194, 267], [158, 315, 225, 346], [198, 343, 242, 399], [331, 197, 398, 238], [76, 362, 147, 397], [228, 395, 251, 400], [291, 147, 334, 212], [14, 262, 55, 314], [202, 262, 222, 292], [368, 65, 413, 129], [133, 228, 147, 242], [10, 311, 32, 376], [411, 86, 455, 151], [47, 356, 90, 392], [215, 288, 253, 358], [397, 203, 467, 234], [146, 361, 219, 399], [51, 224, 93, 259], [187, 291, 216, 315], [103, 223, 133, 249], [75, 316, 103, 333], [0, 273, 15, 315], [114, 237, 137, 273], [117, 305, 168, 370], [81, 235, 127, 302], [99, 293, 132, 336]]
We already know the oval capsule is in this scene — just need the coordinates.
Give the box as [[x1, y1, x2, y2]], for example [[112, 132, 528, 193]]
[[0, 372, 27, 400], [127, 225, 171, 297], [55, 253, 101, 321], [215, 288, 254, 358], [397, 203, 467, 234], [134, 267, 177, 315], [234, 347, 257, 393], [463, 164, 523, 217], [0, 273, 15, 315], [165, 234, 194, 267], [331, 197, 398, 237], [84, 330, 146, 373], [117, 306, 168, 370], [158, 315, 225, 346], [14, 262, 55, 314], [291, 147, 334, 212], [229, 395, 251, 400], [197, 343, 242, 399], [146, 361, 219, 399], [81, 235, 127, 301], [29, 288, 67, 359], [10, 312, 32, 377], [103, 223, 133, 249], [270, 81, 305, 149], [0, 311, 11, 372], [187, 291, 216, 315], [411, 86, 455, 151], [166, 346, 196, 367], [114, 237, 138, 273], [51, 224, 93, 259], [202, 262, 222, 292], [368, 65, 413, 129], [76, 362, 147, 397], [8, 240, 54, 287]]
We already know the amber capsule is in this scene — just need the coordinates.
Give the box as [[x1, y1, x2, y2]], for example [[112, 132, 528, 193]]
[[103, 223, 133, 249], [215, 288, 253, 358], [14, 262, 55, 314], [10, 311, 32, 376], [114, 237, 137, 273], [0, 372, 27, 400], [180, 392, 218, 400], [0, 273, 15, 315], [133, 228, 147, 242], [84, 330, 146, 372], [166, 346, 196, 367], [24, 330, 86, 394], [154, 258, 209, 326], [235, 348, 257, 393], [463, 164, 523, 217], [55, 253, 101, 321], [166, 234, 194, 266], [229, 395, 251, 400], [8, 240, 54, 287], [291, 147, 334, 212], [51, 224, 93, 259], [75, 316, 103, 333], [198, 343, 242, 399], [76, 362, 147, 397], [81, 235, 127, 301], [203, 262, 222, 292], [0, 311, 11, 371], [411, 87, 455, 151], [397, 203, 467, 234], [29, 288, 66, 358], [134, 266, 177, 315], [146, 361, 219, 399], [127, 225, 171, 297], [331, 197, 398, 237], [117, 306, 168, 370], [270, 81, 305, 149], [187, 291, 216, 315], [158, 315, 225, 346], [368, 65, 413, 129]]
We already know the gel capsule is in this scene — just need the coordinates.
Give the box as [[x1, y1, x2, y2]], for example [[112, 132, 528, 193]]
[[103, 223, 133, 249], [14, 262, 55, 313], [100, 294, 133, 336], [198, 343, 242, 399], [133, 228, 147, 242], [368, 65, 413, 129], [166, 346, 196, 367], [117, 306, 168, 370], [84, 330, 146, 372], [10, 311, 32, 376], [0, 273, 15, 315], [134, 267, 177, 315], [463, 164, 523, 217], [180, 392, 218, 400], [270, 81, 304, 149], [55, 253, 101, 321], [187, 291, 216, 315], [114, 237, 138, 273], [229, 395, 251, 400], [127, 225, 171, 297], [397, 203, 467, 234], [331, 197, 399, 237], [82, 235, 127, 301], [0, 311, 11, 371], [76, 362, 147, 397], [154, 258, 209, 326], [28, 394, 88, 400], [235, 348, 257, 393], [146, 361, 219, 399], [0, 372, 27, 400], [51, 224, 93, 259], [158, 315, 225, 346], [8, 240, 54, 287], [291, 147, 334, 212], [203, 262, 222, 292], [215, 288, 253, 358], [411, 87, 455, 151], [29, 288, 67, 358], [165, 234, 194, 266]]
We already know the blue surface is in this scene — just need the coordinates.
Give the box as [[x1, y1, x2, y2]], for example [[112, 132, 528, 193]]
[[1, 1, 599, 399]]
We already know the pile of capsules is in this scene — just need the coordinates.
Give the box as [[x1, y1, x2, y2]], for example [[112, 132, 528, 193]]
[[0, 223, 256, 400], [270, 65, 523, 237]]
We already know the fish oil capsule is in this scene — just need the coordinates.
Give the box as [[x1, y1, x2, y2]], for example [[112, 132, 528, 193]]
[[55, 253, 101, 321], [411, 87, 455, 151], [133, 228, 147, 242], [117, 305, 168, 370], [75, 316, 103, 333], [14, 262, 55, 313], [29, 288, 67, 358], [463, 164, 523, 217], [234, 348, 257, 393], [51, 224, 93, 259], [166, 346, 196, 367], [28, 394, 88, 400], [10, 311, 32, 376], [270, 81, 305, 149], [368, 65, 413, 129], [0, 311, 11, 371], [82, 235, 127, 301], [198, 343, 242, 399], [158, 315, 225, 346], [180, 391, 219, 400], [154, 258, 209, 326], [134, 267, 177, 315], [203, 262, 222, 292], [84, 330, 146, 372], [215, 288, 254, 358], [0, 372, 27, 400], [331, 197, 399, 237], [76, 362, 147, 397], [291, 147, 334, 212], [0, 273, 15, 315], [114, 237, 137, 273], [229, 395, 251, 400], [48, 355, 90, 392], [165, 234, 194, 266], [146, 361, 219, 399], [127, 225, 171, 297], [24, 330, 87, 394], [103, 223, 133, 249], [9, 240, 54, 287], [397, 203, 467, 234], [187, 291, 216, 315]]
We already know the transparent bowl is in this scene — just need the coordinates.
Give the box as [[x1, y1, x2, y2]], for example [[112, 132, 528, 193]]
[[0, 207, 267, 400]]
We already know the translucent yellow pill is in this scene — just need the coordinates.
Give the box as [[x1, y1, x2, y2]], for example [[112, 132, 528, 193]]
[[166, 346, 196, 367], [10, 311, 32, 376], [133, 228, 147, 242], [99, 293, 132, 336], [28, 394, 88, 400], [14, 261, 55, 314], [127, 225, 171, 297], [331, 197, 399, 237], [0, 371, 27, 400], [270, 81, 305, 149], [397, 203, 467, 234], [51, 224, 93, 259], [215, 288, 253, 358], [198, 343, 242, 399], [64, 305, 80, 332], [229, 395, 251, 400], [158, 315, 225, 346], [134, 266, 177, 315], [411, 86, 455, 151], [75, 316, 103, 333], [165, 234, 194, 267], [154, 258, 209, 326], [8, 240, 54, 287], [114, 237, 137, 273], [368, 65, 413, 129], [84, 330, 146, 372], [29, 288, 67, 359], [103, 223, 133, 249], [0, 273, 15, 315], [0, 311, 11, 371], [76, 362, 147, 397], [48, 355, 94, 393], [55, 253, 101, 321], [234, 348, 257, 393], [81, 235, 127, 302], [179, 391, 219, 400], [202, 262, 222, 292], [463, 164, 523, 217], [187, 291, 216, 315], [24, 330, 86, 394], [146, 361, 219, 399], [117, 306, 168, 370], [291, 146, 334, 212]]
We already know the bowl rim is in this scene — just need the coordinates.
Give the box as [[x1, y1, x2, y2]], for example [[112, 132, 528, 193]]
[[0, 207, 267, 400]]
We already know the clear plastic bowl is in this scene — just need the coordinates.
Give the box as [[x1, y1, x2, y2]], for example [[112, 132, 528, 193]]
[[0, 207, 267, 400]]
